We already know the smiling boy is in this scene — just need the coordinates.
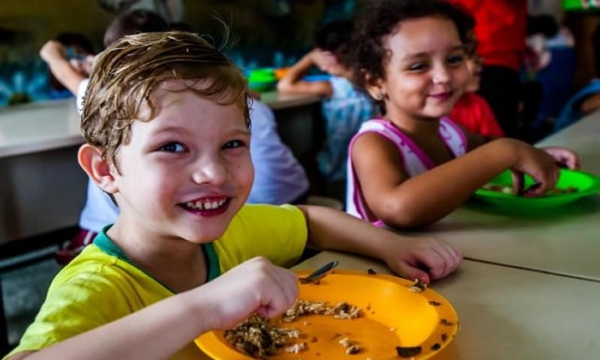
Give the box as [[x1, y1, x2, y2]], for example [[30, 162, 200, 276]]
[[5, 31, 461, 360]]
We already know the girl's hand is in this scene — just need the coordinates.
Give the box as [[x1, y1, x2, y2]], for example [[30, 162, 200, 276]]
[[311, 49, 339, 73], [199, 257, 298, 330], [510, 142, 560, 196], [69, 55, 96, 77], [541, 146, 580, 170], [383, 238, 462, 285]]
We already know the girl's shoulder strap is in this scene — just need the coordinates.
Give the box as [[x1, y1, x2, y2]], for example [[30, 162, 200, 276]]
[[355, 119, 411, 143], [351, 119, 433, 174], [439, 117, 468, 157]]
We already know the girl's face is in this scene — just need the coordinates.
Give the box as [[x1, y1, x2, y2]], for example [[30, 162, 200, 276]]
[[367, 16, 469, 122]]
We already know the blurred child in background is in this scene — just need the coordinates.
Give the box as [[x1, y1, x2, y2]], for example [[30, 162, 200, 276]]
[[46, 32, 95, 99], [450, 22, 504, 137], [447, 0, 528, 138], [41, 33, 95, 99], [553, 19, 600, 132], [278, 20, 376, 202]]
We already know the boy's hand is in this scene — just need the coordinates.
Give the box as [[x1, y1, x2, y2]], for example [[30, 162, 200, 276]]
[[509, 141, 560, 196], [200, 257, 298, 330], [40, 40, 67, 63], [383, 238, 462, 284], [541, 146, 580, 170]]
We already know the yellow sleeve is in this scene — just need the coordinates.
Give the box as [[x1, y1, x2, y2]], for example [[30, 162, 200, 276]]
[[213, 204, 308, 272], [5, 266, 142, 357]]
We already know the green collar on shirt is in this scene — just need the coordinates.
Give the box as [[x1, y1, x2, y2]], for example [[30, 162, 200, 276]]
[[93, 225, 221, 292]]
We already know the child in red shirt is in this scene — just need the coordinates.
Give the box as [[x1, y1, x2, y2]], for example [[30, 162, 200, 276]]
[[450, 47, 505, 137], [447, 0, 527, 137]]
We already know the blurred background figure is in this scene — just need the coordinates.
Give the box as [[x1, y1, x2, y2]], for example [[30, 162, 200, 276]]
[[522, 13, 576, 141], [553, 23, 600, 132], [46, 32, 95, 99], [450, 16, 505, 138], [96, 0, 184, 23], [447, 0, 528, 138], [277, 20, 376, 203]]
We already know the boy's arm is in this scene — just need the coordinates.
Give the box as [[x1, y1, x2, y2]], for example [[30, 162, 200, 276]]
[[40, 40, 87, 95], [276, 50, 333, 98], [297, 205, 462, 283], [352, 136, 558, 228], [7, 258, 297, 360], [7, 290, 208, 360]]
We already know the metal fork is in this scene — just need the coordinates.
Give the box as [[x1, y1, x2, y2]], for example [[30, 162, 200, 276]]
[[299, 260, 339, 284]]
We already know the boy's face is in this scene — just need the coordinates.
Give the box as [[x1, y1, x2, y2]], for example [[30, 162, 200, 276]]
[[111, 81, 254, 243]]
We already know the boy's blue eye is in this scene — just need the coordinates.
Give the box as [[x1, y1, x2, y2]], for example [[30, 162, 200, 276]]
[[159, 142, 186, 153], [222, 140, 246, 150]]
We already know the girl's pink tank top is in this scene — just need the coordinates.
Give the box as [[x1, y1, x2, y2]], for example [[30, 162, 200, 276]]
[[345, 117, 468, 225]]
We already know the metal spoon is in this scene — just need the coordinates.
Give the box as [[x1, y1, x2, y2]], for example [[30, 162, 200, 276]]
[[299, 260, 339, 284]]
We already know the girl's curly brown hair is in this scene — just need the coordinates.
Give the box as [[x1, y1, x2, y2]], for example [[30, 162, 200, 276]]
[[81, 31, 249, 167], [350, 0, 474, 91]]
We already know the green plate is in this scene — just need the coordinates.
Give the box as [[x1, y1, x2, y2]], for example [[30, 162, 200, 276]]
[[247, 68, 277, 92], [248, 80, 276, 92], [473, 169, 600, 209]]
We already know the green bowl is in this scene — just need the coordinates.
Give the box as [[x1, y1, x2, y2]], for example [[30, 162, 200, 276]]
[[248, 80, 276, 92], [247, 68, 277, 92], [248, 68, 276, 82], [472, 169, 600, 209]]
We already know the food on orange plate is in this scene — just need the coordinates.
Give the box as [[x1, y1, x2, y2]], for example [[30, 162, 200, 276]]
[[224, 300, 361, 359]]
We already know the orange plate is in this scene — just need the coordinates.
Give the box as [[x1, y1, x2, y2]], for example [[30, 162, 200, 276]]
[[195, 270, 459, 359]]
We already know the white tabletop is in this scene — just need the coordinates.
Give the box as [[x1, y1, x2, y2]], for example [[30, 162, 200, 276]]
[[410, 112, 600, 281], [260, 91, 321, 111], [0, 100, 82, 158], [537, 110, 600, 172], [295, 251, 600, 360]]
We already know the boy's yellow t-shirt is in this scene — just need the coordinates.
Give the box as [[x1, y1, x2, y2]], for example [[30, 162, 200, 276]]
[[6, 204, 307, 360]]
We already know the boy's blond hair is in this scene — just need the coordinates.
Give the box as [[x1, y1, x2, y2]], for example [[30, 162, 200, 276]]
[[81, 31, 250, 165]]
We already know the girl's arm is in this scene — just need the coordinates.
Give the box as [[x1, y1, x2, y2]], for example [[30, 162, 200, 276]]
[[579, 92, 600, 114], [352, 135, 558, 228], [276, 50, 333, 98], [298, 205, 462, 283], [7, 258, 297, 360], [40, 40, 87, 95]]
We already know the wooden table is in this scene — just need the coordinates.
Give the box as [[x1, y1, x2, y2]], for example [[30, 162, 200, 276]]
[[295, 251, 600, 360], [413, 112, 600, 281]]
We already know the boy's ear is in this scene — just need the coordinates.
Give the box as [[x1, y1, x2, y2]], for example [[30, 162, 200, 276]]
[[78, 144, 118, 194], [364, 71, 386, 101]]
